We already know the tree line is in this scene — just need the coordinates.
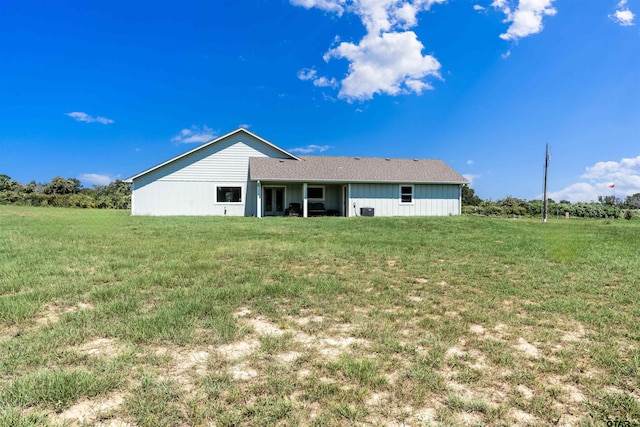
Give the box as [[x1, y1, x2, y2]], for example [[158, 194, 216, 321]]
[[462, 185, 640, 220], [0, 175, 131, 209], [1, 175, 638, 218]]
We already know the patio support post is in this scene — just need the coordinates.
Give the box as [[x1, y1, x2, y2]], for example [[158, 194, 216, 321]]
[[256, 181, 262, 218], [303, 182, 308, 218]]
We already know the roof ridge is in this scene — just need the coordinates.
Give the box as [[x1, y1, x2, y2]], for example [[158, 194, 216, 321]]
[[299, 155, 442, 161]]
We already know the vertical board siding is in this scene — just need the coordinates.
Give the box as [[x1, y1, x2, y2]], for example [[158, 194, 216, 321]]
[[132, 181, 252, 216], [350, 183, 461, 216], [131, 134, 289, 216]]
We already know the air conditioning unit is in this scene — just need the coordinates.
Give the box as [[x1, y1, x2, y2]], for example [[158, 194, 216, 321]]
[[360, 207, 374, 217]]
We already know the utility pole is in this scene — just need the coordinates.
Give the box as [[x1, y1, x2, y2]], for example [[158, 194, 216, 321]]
[[542, 144, 549, 223]]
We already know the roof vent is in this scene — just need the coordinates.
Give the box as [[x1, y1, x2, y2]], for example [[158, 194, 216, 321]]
[[413, 159, 419, 162], [279, 160, 285, 163], [354, 157, 360, 160], [385, 158, 390, 161]]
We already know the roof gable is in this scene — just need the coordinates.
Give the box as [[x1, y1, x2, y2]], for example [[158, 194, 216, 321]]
[[125, 128, 300, 182]]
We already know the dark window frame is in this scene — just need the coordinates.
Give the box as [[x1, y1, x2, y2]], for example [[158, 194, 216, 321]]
[[400, 185, 414, 204], [307, 186, 325, 200], [216, 186, 242, 204]]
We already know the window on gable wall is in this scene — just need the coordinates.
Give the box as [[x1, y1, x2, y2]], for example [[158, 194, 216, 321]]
[[217, 186, 242, 203], [400, 185, 413, 204]]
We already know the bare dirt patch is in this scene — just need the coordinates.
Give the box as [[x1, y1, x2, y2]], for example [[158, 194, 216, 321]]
[[229, 362, 258, 381], [76, 337, 125, 358], [175, 349, 209, 373], [275, 351, 302, 364], [53, 392, 125, 426], [0, 325, 20, 343], [290, 315, 324, 326], [412, 407, 438, 424], [245, 317, 286, 336], [216, 339, 259, 361], [560, 323, 587, 342], [469, 323, 486, 335], [96, 421, 133, 427], [365, 391, 388, 407], [515, 337, 540, 358], [508, 408, 539, 425], [457, 411, 484, 425], [35, 302, 94, 325], [232, 312, 370, 363], [516, 384, 534, 400], [151, 347, 212, 395], [233, 306, 252, 318], [317, 336, 369, 360]]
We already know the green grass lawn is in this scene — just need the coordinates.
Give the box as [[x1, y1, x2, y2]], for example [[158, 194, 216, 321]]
[[1, 205, 639, 426]]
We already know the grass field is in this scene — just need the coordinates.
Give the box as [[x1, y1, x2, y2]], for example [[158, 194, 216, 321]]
[[0, 205, 639, 426]]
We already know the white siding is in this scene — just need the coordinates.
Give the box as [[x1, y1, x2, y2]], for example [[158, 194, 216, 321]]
[[131, 134, 287, 216], [350, 183, 461, 216]]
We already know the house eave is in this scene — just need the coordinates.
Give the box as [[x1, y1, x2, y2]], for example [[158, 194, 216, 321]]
[[251, 178, 468, 185]]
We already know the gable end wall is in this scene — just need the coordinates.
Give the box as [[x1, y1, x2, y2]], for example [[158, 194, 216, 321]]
[[131, 134, 289, 216]]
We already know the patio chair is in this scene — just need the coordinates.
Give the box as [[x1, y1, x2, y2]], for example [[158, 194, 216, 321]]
[[287, 202, 302, 217]]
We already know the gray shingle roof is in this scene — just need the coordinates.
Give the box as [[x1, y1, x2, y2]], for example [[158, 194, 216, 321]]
[[249, 156, 468, 184]]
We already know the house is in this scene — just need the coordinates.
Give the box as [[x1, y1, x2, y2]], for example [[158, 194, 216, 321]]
[[125, 128, 468, 217]]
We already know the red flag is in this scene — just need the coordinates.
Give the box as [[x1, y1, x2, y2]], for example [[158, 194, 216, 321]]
[[608, 183, 615, 188]]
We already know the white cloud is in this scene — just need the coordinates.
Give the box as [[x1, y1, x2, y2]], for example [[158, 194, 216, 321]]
[[501, 50, 512, 59], [493, 0, 557, 41], [610, 5, 635, 26], [297, 68, 318, 81], [546, 182, 600, 203], [291, 0, 445, 101], [463, 173, 481, 185], [78, 173, 115, 186], [171, 125, 217, 144], [326, 31, 441, 100], [288, 144, 332, 154], [313, 76, 339, 88], [467, 160, 474, 165], [473, 4, 486, 12], [297, 68, 338, 88], [239, 123, 251, 129], [581, 155, 640, 183], [289, 0, 345, 15], [66, 112, 114, 124], [544, 155, 640, 203]]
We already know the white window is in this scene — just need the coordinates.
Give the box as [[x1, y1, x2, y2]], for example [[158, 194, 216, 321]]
[[400, 185, 413, 204], [216, 186, 242, 203], [307, 186, 325, 200]]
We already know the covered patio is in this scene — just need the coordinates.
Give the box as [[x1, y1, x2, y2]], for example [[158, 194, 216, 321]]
[[255, 182, 350, 218]]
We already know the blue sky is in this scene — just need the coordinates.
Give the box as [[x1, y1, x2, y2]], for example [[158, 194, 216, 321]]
[[1, 0, 638, 202]]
